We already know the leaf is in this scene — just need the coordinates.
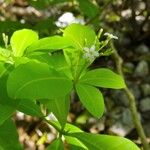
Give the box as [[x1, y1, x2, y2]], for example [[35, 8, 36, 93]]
[[28, 0, 51, 9], [68, 145, 86, 150], [10, 29, 38, 57], [45, 121, 83, 134], [64, 122, 83, 133], [0, 119, 23, 150], [46, 122, 87, 149], [76, 83, 104, 118], [0, 48, 12, 63], [0, 60, 12, 78], [0, 145, 3, 150], [63, 24, 99, 78], [29, 53, 73, 79], [46, 138, 64, 150], [7, 61, 73, 99], [65, 136, 87, 150], [46, 95, 70, 128], [0, 104, 17, 126], [63, 23, 97, 49], [26, 36, 73, 55], [70, 132, 140, 150], [44, 121, 86, 149], [79, 68, 126, 89], [17, 99, 43, 117], [77, 0, 99, 18], [0, 63, 19, 125]]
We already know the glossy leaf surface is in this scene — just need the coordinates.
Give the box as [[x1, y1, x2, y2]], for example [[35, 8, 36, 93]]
[[26, 36, 73, 54], [79, 68, 126, 89], [76, 83, 104, 118], [63, 23, 97, 49], [10, 29, 38, 57], [70, 132, 140, 150], [0, 63, 19, 125], [7, 61, 73, 99]]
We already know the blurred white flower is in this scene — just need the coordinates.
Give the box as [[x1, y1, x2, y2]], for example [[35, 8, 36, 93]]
[[55, 12, 84, 27], [104, 33, 118, 40]]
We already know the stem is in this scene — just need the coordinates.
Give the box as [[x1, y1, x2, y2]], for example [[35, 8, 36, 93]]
[[111, 42, 150, 150], [73, 61, 89, 85]]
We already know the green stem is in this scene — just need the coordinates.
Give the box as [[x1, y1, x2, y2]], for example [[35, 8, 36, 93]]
[[73, 61, 89, 85], [111, 42, 150, 150]]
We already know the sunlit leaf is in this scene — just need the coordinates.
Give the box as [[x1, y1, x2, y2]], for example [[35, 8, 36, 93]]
[[69, 132, 140, 150], [10, 29, 38, 57], [79, 68, 126, 89], [7, 61, 73, 100], [26, 36, 73, 55], [76, 83, 104, 118]]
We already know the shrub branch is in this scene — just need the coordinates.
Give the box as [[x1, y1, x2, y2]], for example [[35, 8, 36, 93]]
[[111, 42, 150, 150]]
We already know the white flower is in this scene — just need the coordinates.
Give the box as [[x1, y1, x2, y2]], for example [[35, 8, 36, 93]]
[[83, 45, 99, 62], [104, 33, 118, 40]]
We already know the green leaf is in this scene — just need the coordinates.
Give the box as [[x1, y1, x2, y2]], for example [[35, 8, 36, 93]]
[[63, 23, 97, 49], [0, 104, 17, 126], [63, 24, 99, 78], [26, 36, 73, 55], [76, 83, 104, 118], [0, 145, 3, 150], [17, 99, 43, 117], [0, 63, 19, 125], [0, 48, 12, 63], [44, 121, 86, 149], [0, 119, 23, 150], [79, 68, 126, 89], [64, 122, 83, 133], [70, 132, 140, 150], [46, 95, 70, 128], [68, 145, 86, 150], [10, 29, 38, 57], [46, 138, 64, 150], [29, 53, 73, 79], [28, 0, 67, 9], [28, 0, 51, 9], [77, 0, 99, 18], [0, 61, 10, 79], [65, 136, 87, 150], [45, 121, 83, 134], [7, 61, 73, 99]]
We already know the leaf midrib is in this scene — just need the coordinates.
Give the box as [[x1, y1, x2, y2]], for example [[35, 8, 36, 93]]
[[80, 77, 122, 84]]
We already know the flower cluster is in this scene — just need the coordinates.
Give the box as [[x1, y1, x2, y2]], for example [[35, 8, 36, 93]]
[[82, 32, 118, 62], [83, 45, 99, 62]]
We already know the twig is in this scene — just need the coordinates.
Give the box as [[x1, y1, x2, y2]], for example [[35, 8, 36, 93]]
[[111, 42, 150, 150]]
